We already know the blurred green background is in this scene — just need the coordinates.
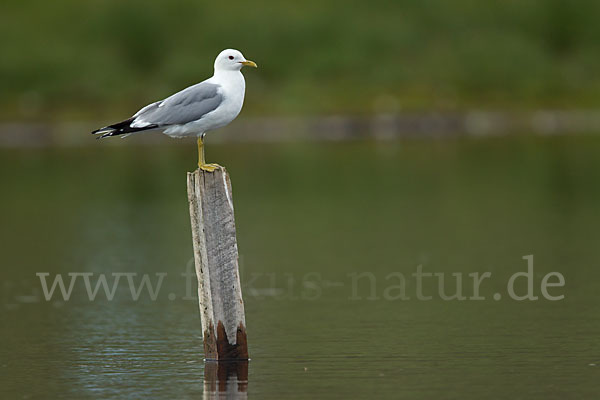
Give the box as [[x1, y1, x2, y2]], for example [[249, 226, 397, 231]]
[[2, 0, 600, 123]]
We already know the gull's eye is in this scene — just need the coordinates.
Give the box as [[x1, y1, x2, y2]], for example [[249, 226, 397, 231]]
[[228, 56, 234, 60]]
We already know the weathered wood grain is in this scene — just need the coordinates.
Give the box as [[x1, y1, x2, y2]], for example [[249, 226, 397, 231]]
[[187, 167, 248, 360]]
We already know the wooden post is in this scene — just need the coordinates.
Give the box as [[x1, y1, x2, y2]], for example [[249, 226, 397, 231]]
[[187, 167, 248, 361]]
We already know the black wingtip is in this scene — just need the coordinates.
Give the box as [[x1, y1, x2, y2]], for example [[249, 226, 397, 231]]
[[91, 117, 157, 140], [98, 131, 115, 139], [91, 126, 111, 135]]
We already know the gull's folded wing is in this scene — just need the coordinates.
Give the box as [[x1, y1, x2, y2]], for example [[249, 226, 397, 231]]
[[92, 81, 224, 138], [132, 82, 223, 127]]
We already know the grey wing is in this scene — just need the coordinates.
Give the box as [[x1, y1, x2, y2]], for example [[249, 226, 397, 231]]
[[133, 82, 223, 127]]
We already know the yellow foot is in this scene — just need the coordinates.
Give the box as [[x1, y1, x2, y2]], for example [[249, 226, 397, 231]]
[[198, 163, 223, 172]]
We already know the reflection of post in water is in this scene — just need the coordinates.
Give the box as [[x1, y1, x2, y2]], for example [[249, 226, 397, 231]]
[[204, 360, 249, 399]]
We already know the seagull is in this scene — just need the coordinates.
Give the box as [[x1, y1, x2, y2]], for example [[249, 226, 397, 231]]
[[91, 49, 257, 171]]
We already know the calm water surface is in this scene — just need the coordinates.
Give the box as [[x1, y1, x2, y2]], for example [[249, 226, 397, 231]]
[[1, 136, 599, 398]]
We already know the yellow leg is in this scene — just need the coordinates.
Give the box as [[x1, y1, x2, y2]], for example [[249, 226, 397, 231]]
[[197, 137, 205, 167], [197, 136, 222, 172]]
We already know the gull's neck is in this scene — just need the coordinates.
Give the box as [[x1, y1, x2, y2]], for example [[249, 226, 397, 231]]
[[213, 69, 244, 80]]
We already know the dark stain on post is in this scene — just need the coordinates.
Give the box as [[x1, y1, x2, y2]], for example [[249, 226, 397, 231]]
[[203, 321, 218, 360], [215, 321, 249, 360]]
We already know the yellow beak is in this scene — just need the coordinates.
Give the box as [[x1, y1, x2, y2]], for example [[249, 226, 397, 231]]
[[240, 60, 258, 68]]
